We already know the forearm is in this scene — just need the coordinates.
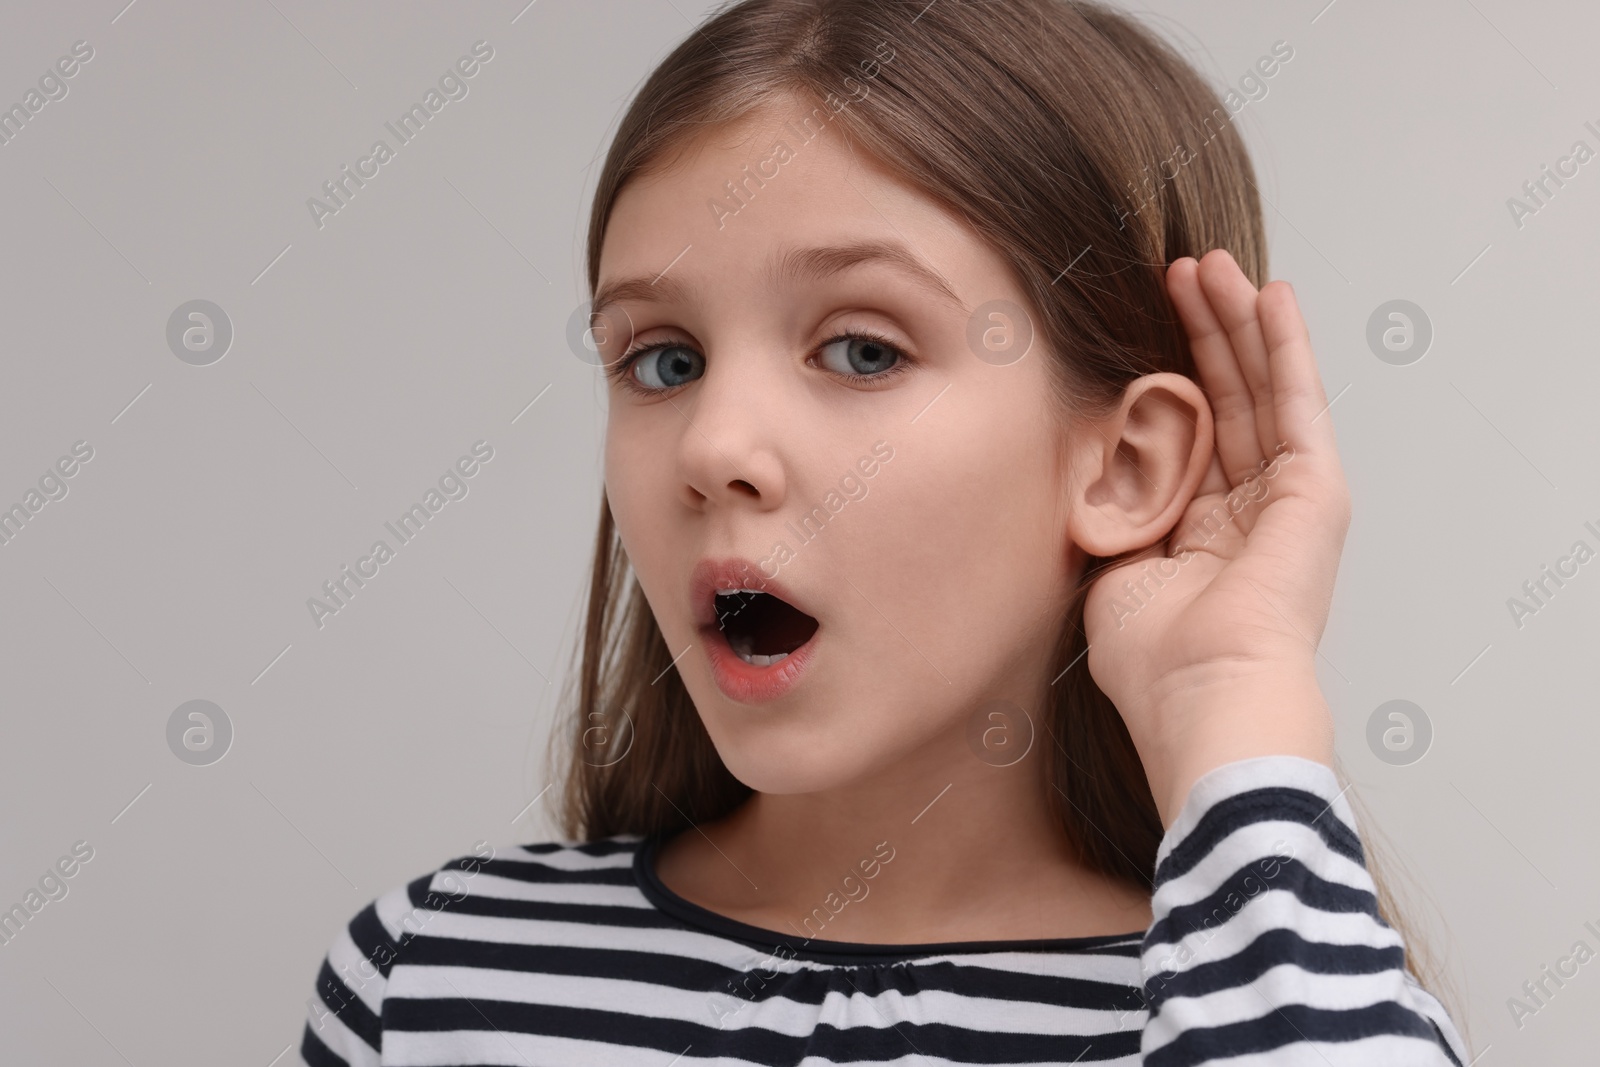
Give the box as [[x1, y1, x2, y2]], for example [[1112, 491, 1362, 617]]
[[1139, 754, 1471, 1065]]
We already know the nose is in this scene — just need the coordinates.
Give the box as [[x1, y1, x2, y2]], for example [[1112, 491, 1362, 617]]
[[675, 344, 789, 514]]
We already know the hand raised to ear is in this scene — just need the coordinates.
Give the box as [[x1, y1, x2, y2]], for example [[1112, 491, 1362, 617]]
[[1082, 248, 1350, 828]]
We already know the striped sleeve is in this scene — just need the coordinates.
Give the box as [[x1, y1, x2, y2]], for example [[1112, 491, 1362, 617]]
[[1138, 755, 1470, 1066], [298, 873, 434, 1066]]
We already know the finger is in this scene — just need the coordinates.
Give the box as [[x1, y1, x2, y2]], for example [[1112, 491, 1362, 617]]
[[1255, 283, 1351, 581], [1194, 448, 1230, 498], [1165, 256, 1264, 489], [1196, 250, 1279, 468], [1167, 450, 1234, 555], [1257, 281, 1338, 464]]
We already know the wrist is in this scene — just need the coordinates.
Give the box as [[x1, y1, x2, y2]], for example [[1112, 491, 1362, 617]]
[[1136, 665, 1334, 829]]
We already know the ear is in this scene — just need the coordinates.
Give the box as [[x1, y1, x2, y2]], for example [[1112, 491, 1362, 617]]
[[1064, 372, 1214, 559]]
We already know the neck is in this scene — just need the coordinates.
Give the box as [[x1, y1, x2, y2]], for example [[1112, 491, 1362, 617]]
[[664, 715, 1149, 946]]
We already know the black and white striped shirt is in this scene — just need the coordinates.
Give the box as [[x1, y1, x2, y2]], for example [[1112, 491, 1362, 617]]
[[298, 755, 1469, 1065]]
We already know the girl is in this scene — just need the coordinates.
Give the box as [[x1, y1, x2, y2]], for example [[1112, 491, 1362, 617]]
[[300, 1, 1473, 1063]]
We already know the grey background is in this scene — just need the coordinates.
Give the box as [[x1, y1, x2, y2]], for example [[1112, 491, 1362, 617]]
[[0, 0, 1594, 1061]]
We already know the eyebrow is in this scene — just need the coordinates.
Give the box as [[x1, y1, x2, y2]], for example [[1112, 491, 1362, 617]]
[[591, 240, 967, 321]]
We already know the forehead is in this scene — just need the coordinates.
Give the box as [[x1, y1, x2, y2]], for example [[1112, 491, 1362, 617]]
[[595, 95, 995, 307]]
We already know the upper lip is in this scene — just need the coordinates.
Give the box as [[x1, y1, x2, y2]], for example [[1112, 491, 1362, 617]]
[[690, 557, 818, 631]]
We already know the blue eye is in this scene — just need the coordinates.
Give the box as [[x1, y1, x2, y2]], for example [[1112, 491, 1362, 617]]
[[608, 329, 913, 396], [816, 334, 902, 376], [626, 344, 705, 391]]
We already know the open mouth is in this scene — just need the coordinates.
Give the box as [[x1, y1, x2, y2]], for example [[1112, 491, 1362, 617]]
[[714, 588, 820, 666]]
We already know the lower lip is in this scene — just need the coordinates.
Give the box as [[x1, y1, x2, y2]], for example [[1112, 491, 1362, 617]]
[[699, 623, 819, 704]]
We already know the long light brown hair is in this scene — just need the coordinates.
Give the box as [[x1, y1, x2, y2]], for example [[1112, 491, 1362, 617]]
[[546, 0, 1466, 1041]]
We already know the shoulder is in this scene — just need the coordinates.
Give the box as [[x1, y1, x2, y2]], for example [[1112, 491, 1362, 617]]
[[494, 833, 650, 875], [379, 832, 651, 939], [338, 832, 654, 981], [300, 834, 650, 1060]]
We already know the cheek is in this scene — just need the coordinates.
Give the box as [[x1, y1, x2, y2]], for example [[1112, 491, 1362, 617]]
[[604, 474, 682, 650], [603, 418, 673, 559], [846, 395, 1063, 637]]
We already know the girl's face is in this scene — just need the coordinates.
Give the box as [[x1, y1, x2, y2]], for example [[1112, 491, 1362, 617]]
[[597, 93, 1081, 795]]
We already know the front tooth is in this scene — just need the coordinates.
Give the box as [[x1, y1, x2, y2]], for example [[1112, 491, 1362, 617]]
[[735, 649, 790, 667]]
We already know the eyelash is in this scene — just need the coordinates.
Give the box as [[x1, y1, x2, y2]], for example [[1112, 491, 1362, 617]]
[[606, 328, 915, 397]]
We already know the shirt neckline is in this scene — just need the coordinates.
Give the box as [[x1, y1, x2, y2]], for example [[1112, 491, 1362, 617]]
[[631, 828, 1147, 965]]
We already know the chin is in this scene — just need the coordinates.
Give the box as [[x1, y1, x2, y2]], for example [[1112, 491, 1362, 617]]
[[700, 707, 881, 796], [716, 754, 863, 796]]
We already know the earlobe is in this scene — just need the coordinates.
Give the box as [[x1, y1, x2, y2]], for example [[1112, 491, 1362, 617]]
[[1064, 373, 1213, 558]]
